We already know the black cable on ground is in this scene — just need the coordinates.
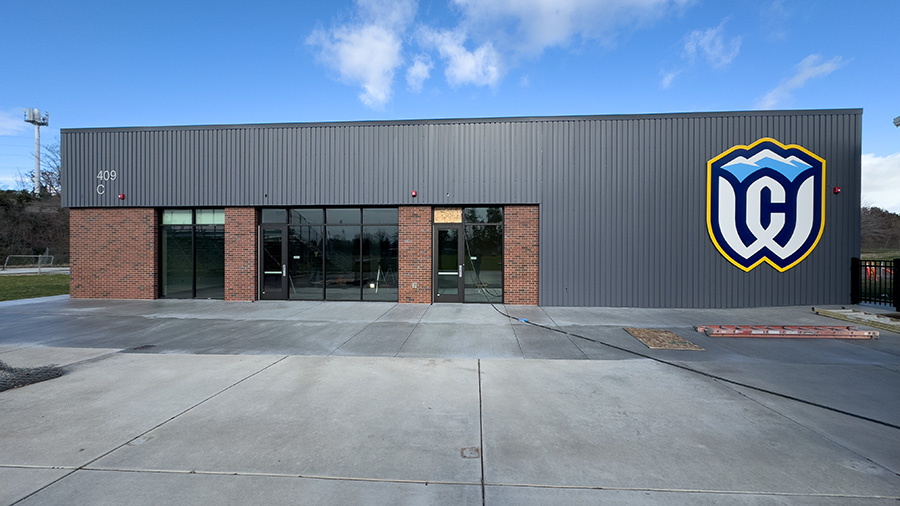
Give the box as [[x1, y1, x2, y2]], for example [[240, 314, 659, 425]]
[[491, 304, 900, 431]]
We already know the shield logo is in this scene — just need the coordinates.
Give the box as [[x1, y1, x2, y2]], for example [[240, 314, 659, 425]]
[[707, 138, 826, 272]]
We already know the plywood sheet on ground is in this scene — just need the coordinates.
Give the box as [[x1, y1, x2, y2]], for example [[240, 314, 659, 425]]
[[623, 328, 704, 351]]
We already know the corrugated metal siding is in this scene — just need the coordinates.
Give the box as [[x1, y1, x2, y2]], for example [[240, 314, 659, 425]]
[[62, 120, 545, 208], [61, 110, 861, 308], [535, 110, 861, 307]]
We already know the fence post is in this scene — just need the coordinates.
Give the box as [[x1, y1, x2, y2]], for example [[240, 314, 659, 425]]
[[850, 257, 860, 305], [894, 258, 899, 312]]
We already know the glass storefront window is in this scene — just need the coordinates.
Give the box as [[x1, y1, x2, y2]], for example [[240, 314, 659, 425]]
[[291, 208, 324, 225], [259, 207, 399, 302], [363, 208, 398, 224], [464, 224, 503, 303], [325, 225, 361, 300], [162, 225, 193, 298], [289, 224, 325, 300], [161, 209, 225, 299], [196, 209, 225, 225], [362, 225, 399, 301], [261, 208, 287, 224], [326, 208, 360, 224], [162, 209, 192, 225], [463, 207, 503, 224]]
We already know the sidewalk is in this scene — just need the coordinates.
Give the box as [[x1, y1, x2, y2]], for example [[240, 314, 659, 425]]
[[0, 298, 898, 505]]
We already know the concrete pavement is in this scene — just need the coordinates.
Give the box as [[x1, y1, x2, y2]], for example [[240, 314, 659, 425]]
[[0, 297, 898, 505]]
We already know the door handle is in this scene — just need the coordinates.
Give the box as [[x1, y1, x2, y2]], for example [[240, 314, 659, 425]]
[[282, 264, 287, 277], [458, 265, 463, 278]]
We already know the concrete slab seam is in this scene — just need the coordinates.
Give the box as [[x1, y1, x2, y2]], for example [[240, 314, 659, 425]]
[[499, 307, 900, 431], [329, 317, 390, 356], [478, 359, 486, 506], [718, 381, 900, 475], [0, 465, 77, 471], [530, 305, 589, 358], [393, 307, 429, 357], [77, 466, 481, 487], [8, 355, 291, 506], [481, 482, 900, 500], [63, 350, 125, 368], [369, 303, 399, 323]]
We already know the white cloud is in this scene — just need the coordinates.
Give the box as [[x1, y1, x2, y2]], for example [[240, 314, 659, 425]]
[[406, 54, 433, 92], [683, 20, 741, 68], [452, 0, 692, 54], [307, 0, 417, 108], [862, 152, 900, 214], [419, 28, 502, 87], [756, 54, 845, 109], [660, 69, 679, 89], [0, 109, 30, 136]]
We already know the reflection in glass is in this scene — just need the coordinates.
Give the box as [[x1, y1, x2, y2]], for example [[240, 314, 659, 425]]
[[326, 225, 360, 300], [464, 224, 503, 303], [163, 209, 193, 225], [262, 228, 284, 296], [261, 209, 287, 224], [290, 208, 324, 225], [363, 208, 399, 224], [362, 226, 398, 301], [289, 225, 324, 300], [196, 209, 225, 225], [162, 226, 193, 298], [195, 225, 225, 298], [463, 207, 503, 224], [326, 208, 360, 224], [437, 228, 460, 296]]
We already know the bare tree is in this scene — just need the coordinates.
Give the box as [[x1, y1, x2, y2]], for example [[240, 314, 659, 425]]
[[15, 138, 62, 195]]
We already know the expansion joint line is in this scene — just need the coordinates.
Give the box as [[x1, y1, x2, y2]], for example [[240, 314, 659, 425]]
[[489, 304, 900, 431], [478, 359, 486, 506], [10, 355, 290, 505]]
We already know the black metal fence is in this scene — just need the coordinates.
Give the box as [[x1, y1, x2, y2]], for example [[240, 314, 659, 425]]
[[851, 258, 899, 310]]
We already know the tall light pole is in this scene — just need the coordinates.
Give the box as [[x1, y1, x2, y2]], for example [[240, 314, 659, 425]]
[[24, 108, 49, 195]]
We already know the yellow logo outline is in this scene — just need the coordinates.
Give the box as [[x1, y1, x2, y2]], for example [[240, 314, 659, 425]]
[[706, 137, 826, 272]]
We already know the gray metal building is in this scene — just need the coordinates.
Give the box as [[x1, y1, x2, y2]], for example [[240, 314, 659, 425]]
[[61, 108, 862, 307]]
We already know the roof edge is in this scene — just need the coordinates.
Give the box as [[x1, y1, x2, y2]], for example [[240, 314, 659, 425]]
[[60, 108, 864, 134]]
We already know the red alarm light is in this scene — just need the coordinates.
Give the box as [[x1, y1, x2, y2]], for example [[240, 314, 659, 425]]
[[118, 193, 125, 200], [411, 190, 417, 198], [832, 186, 841, 195]]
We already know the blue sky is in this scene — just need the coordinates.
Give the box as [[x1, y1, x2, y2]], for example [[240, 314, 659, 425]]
[[2, 0, 898, 211]]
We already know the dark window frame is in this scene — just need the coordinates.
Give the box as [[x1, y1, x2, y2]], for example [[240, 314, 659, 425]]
[[259, 207, 399, 301], [159, 208, 225, 299]]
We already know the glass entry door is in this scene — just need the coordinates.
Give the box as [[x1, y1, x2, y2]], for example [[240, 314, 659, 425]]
[[434, 225, 464, 302], [260, 226, 288, 299]]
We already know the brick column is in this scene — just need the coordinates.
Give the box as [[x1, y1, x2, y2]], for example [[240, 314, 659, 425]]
[[504, 205, 539, 305], [70, 208, 158, 299], [399, 206, 432, 303], [225, 207, 257, 301]]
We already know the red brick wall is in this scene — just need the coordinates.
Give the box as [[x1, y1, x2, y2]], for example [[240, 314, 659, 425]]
[[504, 205, 539, 305], [70, 208, 158, 299], [398, 206, 432, 303], [225, 208, 257, 301]]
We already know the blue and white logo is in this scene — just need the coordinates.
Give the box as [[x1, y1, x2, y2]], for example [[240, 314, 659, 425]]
[[707, 138, 826, 272]]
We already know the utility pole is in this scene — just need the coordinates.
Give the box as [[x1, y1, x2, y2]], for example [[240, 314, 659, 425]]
[[23, 108, 49, 195]]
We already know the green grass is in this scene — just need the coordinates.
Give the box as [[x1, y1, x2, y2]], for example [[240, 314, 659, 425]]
[[862, 249, 900, 260], [0, 274, 70, 301]]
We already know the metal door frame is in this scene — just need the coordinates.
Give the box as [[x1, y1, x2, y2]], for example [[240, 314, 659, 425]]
[[259, 225, 288, 300], [433, 223, 464, 303]]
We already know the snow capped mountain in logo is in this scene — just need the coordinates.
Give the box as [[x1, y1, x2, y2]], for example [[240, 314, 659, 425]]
[[720, 149, 813, 182]]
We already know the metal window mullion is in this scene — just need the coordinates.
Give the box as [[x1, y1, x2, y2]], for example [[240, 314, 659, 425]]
[[191, 209, 197, 299]]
